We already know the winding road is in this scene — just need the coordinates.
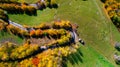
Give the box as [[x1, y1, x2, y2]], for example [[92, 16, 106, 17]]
[[8, 20, 27, 31], [1, 18, 80, 50], [8, 20, 79, 44], [70, 30, 79, 43]]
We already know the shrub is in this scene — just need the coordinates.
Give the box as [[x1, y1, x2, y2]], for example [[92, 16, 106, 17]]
[[111, 15, 120, 27], [36, 0, 58, 9], [114, 54, 120, 64], [115, 42, 120, 51]]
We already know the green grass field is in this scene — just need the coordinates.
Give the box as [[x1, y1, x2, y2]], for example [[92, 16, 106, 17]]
[[18, 0, 37, 4], [8, 9, 55, 26], [5, 0, 120, 67], [65, 45, 114, 67], [0, 30, 23, 44]]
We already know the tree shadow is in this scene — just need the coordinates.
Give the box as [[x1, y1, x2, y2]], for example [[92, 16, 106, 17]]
[[0, 30, 5, 36], [82, 0, 88, 1], [63, 48, 83, 66], [100, 0, 106, 3], [48, 4, 58, 9], [77, 48, 83, 57], [8, 11, 37, 16]]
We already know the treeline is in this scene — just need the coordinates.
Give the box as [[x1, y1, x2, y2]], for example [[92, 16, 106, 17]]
[[0, 9, 9, 22], [0, 31, 73, 62], [102, 0, 120, 28], [0, 43, 77, 67], [0, 0, 37, 15], [0, 42, 39, 61], [0, 0, 20, 4], [3, 20, 76, 49], [4, 20, 73, 38], [102, 0, 120, 64], [0, 0, 58, 15], [0, 20, 8, 31], [36, 0, 58, 10], [0, 19, 79, 67], [52, 20, 72, 30], [19, 46, 76, 67], [0, 4, 37, 16], [0, 31, 73, 61]]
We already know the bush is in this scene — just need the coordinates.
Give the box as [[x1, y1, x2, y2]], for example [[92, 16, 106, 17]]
[[36, 0, 58, 9], [114, 55, 120, 65], [115, 42, 120, 51], [111, 15, 120, 27]]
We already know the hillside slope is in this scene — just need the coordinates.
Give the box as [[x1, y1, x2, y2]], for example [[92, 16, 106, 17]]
[[7, 0, 120, 67]]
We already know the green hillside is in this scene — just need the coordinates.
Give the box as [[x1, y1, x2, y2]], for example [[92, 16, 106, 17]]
[[5, 0, 120, 67], [0, 30, 23, 44]]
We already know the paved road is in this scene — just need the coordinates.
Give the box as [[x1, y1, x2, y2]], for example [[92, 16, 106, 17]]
[[8, 20, 27, 32], [70, 30, 79, 43], [9, 19, 79, 43], [29, 1, 44, 10]]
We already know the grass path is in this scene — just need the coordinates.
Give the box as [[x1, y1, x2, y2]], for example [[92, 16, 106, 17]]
[[93, 0, 115, 63]]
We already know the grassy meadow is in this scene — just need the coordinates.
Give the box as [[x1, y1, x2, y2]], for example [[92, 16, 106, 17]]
[[4, 0, 120, 66]]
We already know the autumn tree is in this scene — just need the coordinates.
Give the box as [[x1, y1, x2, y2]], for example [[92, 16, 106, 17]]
[[50, 0, 56, 6]]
